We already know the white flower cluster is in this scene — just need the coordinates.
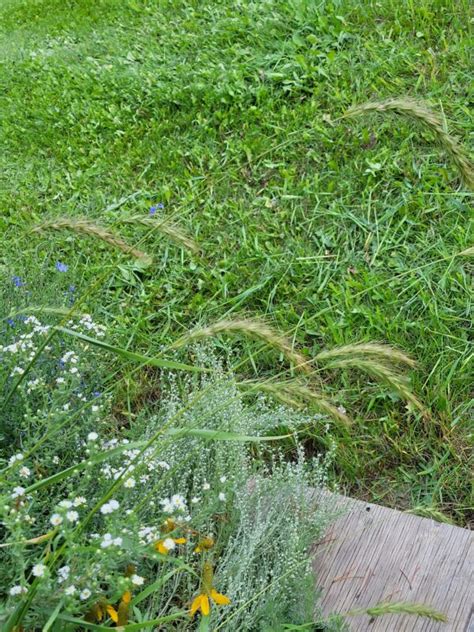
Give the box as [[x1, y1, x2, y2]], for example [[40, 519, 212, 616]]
[[159, 494, 186, 514], [49, 497, 85, 527], [67, 314, 106, 337], [26, 378, 43, 394], [100, 533, 123, 548], [138, 525, 160, 545], [9, 453, 24, 466], [9, 584, 28, 596], [100, 499, 120, 514], [98, 440, 171, 488], [1, 316, 51, 377], [61, 351, 79, 374]]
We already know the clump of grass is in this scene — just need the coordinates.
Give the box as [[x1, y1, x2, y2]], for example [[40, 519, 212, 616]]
[[115, 215, 200, 254], [346, 601, 447, 622], [345, 97, 474, 189], [171, 318, 311, 374], [240, 379, 352, 427], [32, 218, 153, 264]]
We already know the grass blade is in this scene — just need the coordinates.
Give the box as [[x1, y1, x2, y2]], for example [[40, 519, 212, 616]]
[[55, 327, 207, 373]]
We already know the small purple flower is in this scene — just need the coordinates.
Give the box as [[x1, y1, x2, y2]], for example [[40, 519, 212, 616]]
[[92, 391, 101, 398], [68, 285, 76, 293], [149, 203, 164, 216], [7, 318, 15, 327], [12, 276, 24, 287], [55, 262, 68, 273]]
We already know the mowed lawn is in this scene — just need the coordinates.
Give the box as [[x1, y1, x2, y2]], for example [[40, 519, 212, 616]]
[[1, 0, 472, 524]]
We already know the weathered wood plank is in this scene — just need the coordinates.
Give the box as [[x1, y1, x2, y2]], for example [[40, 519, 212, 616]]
[[311, 495, 473, 631]]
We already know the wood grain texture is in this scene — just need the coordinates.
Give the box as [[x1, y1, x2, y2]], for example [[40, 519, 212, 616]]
[[311, 494, 473, 631]]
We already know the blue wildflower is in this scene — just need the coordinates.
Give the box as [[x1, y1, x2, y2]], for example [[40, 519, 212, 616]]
[[12, 276, 24, 287], [7, 318, 15, 327], [55, 262, 68, 272], [149, 202, 164, 216]]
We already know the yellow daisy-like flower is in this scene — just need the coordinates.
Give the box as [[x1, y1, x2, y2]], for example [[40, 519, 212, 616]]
[[155, 536, 186, 555], [105, 590, 132, 626], [190, 589, 230, 617], [189, 562, 230, 618]]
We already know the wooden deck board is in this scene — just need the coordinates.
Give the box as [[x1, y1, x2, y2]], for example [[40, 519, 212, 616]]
[[311, 495, 473, 631]]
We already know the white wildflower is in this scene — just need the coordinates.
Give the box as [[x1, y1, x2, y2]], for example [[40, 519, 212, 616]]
[[19, 466, 31, 478], [32, 564, 46, 577], [162, 537, 176, 551], [100, 533, 113, 548], [171, 494, 186, 512], [87, 432, 98, 442], [131, 574, 145, 586], [11, 486, 25, 499], [66, 510, 79, 523], [9, 585, 27, 596], [100, 499, 119, 514], [80, 588, 92, 600], [9, 453, 24, 466], [159, 498, 174, 514], [57, 566, 70, 583], [50, 513, 63, 526], [65, 585, 76, 596]]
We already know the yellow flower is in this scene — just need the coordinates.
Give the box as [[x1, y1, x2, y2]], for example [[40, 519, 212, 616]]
[[189, 562, 230, 618], [190, 589, 230, 617], [161, 518, 177, 533], [155, 536, 186, 555], [194, 536, 214, 553], [105, 591, 132, 626]]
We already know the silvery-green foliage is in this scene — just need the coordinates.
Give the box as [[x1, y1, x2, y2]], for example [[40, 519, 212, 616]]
[[1, 335, 342, 630]]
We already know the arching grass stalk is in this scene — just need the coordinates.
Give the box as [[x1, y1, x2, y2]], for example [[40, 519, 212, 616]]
[[323, 357, 428, 417], [32, 218, 153, 264], [170, 318, 312, 374], [114, 214, 200, 254], [345, 97, 474, 189], [239, 379, 352, 427], [315, 342, 416, 367], [345, 601, 447, 622]]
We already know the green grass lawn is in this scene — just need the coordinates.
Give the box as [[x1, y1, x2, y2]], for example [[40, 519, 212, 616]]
[[1, 0, 472, 524]]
